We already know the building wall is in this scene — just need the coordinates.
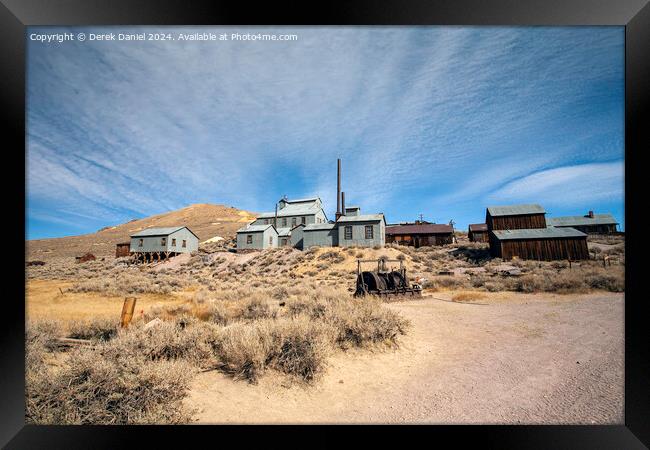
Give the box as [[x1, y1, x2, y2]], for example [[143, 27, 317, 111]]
[[386, 233, 453, 247], [303, 227, 338, 248], [489, 235, 589, 260], [291, 226, 304, 250], [469, 231, 489, 243], [115, 244, 131, 257], [487, 213, 547, 231], [555, 224, 617, 234], [338, 221, 385, 248], [168, 228, 199, 253], [237, 228, 278, 250]]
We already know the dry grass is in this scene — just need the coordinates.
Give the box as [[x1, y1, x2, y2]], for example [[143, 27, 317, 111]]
[[452, 292, 487, 303]]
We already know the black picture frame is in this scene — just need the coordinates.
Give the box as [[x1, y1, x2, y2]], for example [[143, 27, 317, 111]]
[[3, 0, 648, 448]]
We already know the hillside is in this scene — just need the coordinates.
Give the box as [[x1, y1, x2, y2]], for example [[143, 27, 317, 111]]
[[27, 203, 257, 260]]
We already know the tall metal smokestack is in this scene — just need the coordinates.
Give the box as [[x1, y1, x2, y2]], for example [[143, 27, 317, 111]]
[[336, 158, 342, 220], [341, 191, 346, 216]]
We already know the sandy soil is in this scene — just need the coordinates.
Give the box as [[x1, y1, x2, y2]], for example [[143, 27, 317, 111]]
[[185, 292, 624, 424]]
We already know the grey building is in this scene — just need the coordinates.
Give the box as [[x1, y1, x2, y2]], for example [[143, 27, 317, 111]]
[[336, 214, 386, 248], [252, 197, 328, 228], [236, 224, 279, 250], [130, 226, 199, 262], [290, 224, 305, 249], [303, 223, 339, 248]]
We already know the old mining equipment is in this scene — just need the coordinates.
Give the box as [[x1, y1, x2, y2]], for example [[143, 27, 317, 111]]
[[354, 259, 422, 299]]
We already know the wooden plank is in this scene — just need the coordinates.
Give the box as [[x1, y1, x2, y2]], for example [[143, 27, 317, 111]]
[[120, 297, 137, 328]]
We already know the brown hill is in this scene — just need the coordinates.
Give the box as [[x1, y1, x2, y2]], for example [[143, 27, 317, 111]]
[[27, 204, 257, 260]]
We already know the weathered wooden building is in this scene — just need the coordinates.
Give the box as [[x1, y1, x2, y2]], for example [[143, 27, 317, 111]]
[[303, 223, 339, 248], [115, 242, 131, 258], [486, 204, 547, 230], [252, 197, 328, 228], [547, 211, 618, 234], [337, 214, 386, 248], [489, 227, 589, 260], [386, 223, 454, 247], [130, 226, 199, 262], [468, 223, 489, 242], [236, 224, 279, 250]]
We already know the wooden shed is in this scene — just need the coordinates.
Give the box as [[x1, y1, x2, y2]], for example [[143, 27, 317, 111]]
[[489, 227, 589, 261], [386, 223, 454, 247], [115, 242, 131, 258], [468, 223, 488, 242], [486, 204, 546, 231]]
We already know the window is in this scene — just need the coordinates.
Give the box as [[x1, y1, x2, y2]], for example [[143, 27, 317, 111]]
[[301, 216, 306, 224], [269, 236, 273, 245], [138, 238, 143, 247], [365, 225, 373, 239], [171, 238, 176, 246], [281, 238, 287, 246], [182, 240, 187, 248], [292, 217, 297, 226], [161, 237, 166, 246], [344, 226, 353, 240], [282, 218, 287, 227], [246, 235, 252, 244]]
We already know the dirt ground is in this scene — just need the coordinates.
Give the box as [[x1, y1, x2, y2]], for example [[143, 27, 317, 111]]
[[185, 291, 624, 424]]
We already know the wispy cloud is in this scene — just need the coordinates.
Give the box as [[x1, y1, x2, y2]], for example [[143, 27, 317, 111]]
[[26, 26, 625, 238]]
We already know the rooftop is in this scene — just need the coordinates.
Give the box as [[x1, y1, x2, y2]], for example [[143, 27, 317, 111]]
[[386, 223, 453, 234], [276, 227, 292, 237], [547, 214, 618, 227], [130, 226, 187, 237], [337, 214, 385, 223], [487, 204, 546, 217], [237, 224, 275, 233], [303, 223, 337, 231], [468, 223, 488, 232], [257, 198, 323, 219], [491, 227, 586, 240]]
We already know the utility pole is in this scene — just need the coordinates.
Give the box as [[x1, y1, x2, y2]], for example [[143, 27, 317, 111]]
[[449, 219, 457, 244]]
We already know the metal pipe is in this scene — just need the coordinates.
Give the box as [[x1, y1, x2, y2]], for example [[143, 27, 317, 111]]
[[336, 158, 341, 218], [341, 191, 346, 216]]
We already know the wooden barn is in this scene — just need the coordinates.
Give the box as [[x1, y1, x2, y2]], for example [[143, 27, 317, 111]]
[[386, 223, 454, 247], [486, 204, 546, 230], [547, 211, 618, 234], [468, 223, 488, 242], [489, 227, 589, 261]]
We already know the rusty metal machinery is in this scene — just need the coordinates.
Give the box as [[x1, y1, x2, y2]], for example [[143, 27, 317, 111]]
[[354, 258, 422, 299]]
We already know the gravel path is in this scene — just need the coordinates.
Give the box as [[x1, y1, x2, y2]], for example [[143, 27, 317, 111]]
[[186, 292, 624, 424]]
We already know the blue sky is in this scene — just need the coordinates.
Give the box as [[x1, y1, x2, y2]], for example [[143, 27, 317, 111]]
[[27, 26, 624, 239]]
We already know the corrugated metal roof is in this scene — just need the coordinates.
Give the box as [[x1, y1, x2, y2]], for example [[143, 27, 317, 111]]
[[386, 224, 453, 235], [337, 214, 385, 223], [284, 197, 319, 203], [236, 224, 275, 233], [491, 227, 586, 240], [468, 223, 488, 232], [276, 227, 292, 237], [257, 198, 323, 218], [345, 206, 360, 210], [547, 214, 617, 227], [487, 204, 545, 216], [303, 223, 337, 231], [130, 226, 185, 237]]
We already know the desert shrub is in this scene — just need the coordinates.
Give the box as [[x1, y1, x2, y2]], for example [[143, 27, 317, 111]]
[[583, 269, 624, 292], [212, 321, 275, 382], [269, 317, 333, 381], [68, 318, 118, 341], [324, 297, 410, 349], [242, 298, 276, 320], [318, 250, 345, 263], [26, 346, 195, 424], [423, 276, 470, 291]]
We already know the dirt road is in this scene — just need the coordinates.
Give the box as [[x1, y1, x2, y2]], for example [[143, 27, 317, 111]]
[[186, 292, 624, 424]]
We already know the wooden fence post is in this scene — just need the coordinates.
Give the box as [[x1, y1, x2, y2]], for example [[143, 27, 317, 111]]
[[120, 297, 137, 328]]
